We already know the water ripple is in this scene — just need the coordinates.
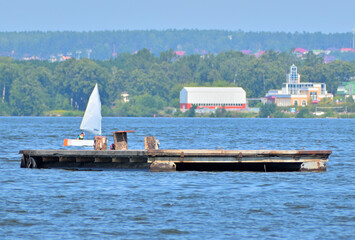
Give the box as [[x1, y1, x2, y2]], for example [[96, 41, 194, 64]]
[[0, 117, 354, 239]]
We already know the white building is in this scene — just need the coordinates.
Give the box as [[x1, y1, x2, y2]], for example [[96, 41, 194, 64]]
[[121, 92, 129, 102], [180, 87, 246, 111], [264, 64, 333, 106]]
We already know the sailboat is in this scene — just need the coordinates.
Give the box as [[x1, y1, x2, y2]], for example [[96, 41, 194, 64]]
[[63, 83, 102, 147]]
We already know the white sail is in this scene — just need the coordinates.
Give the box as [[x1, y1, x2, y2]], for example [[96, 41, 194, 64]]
[[80, 83, 102, 135]]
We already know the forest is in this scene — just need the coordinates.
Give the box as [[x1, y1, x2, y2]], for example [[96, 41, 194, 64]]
[[0, 48, 354, 117], [0, 30, 353, 60]]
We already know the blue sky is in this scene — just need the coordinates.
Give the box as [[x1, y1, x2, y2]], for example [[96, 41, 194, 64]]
[[0, 0, 354, 33]]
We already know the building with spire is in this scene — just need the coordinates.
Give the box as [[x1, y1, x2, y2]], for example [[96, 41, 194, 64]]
[[264, 64, 333, 106]]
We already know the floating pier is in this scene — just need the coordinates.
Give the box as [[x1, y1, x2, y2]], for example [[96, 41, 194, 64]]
[[20, 149, 331, 172]]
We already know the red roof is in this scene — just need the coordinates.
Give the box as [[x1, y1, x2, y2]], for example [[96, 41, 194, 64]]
[[341, 48, 355, 53], [240, 50, 252, 55], [254, 51, 265, 57], [294, 48, 308, 54], [175, 51, 186, 56]]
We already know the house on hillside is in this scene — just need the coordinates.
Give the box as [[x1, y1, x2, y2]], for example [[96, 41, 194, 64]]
[[174, 51, 186, 56], [294, 48, 308, 54], [336, 81, 355, 99], [121, 92, 130, 103], [341, 48, 355, 53]]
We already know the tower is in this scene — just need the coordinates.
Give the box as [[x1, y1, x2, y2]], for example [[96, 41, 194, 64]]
[[86, 49, 92, 59], [112, 44, 117, 57], [76, 50, 82, 60], [287, 64, 300, 84]]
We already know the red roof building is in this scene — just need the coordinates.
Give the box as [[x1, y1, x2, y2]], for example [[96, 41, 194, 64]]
[[294, 48, 308, 54], [175, 51, 186, 56], [341, 48, 355, 53]]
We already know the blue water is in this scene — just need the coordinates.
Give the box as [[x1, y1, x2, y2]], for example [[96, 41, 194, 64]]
[[0, 117, 354, 239]]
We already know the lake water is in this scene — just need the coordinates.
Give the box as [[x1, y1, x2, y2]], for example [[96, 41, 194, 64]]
[[0, 117, 354, 239]]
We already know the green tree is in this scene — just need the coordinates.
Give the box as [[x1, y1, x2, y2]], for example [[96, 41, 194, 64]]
[[9, 72, 49, 115], [345, 95, 354, 103], [297, 108, 312, 118], [54, 58, 110, 110], [185, 104, 197, 117], [0, 61, 20, 104], [259, 103, 277, 118]]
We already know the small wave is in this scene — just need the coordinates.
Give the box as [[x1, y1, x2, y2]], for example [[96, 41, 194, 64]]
[[160, 229, 189, 235], [0, 219, 37, 227]]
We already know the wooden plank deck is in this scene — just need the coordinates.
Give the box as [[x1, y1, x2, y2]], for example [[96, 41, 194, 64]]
[[19, 149, 331, 172]]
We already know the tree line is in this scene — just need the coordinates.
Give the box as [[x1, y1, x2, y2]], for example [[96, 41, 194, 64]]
[[0, 30, 353, 60], [0, 49, 354, 116]]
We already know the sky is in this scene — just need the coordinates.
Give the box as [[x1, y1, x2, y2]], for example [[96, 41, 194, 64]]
[[0, 0, 354, 33]]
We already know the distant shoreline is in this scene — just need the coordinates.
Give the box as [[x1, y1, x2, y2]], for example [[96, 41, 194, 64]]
[[1, 114, 354, 119]]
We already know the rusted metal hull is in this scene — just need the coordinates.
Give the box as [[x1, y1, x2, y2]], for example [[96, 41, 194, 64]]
[[19, 149, 331, 172], [146, 149, 330, 172]]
